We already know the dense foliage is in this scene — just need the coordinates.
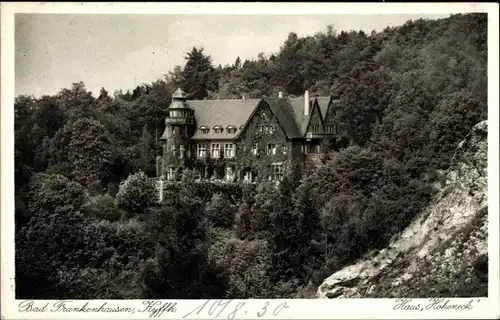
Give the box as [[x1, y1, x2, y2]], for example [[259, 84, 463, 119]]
[[15, 13, 487, 298]]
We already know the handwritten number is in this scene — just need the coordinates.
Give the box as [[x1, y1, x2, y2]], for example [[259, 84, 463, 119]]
[[185, 300, 287, 320], [183, 299, 210, 319], [272, 302, 290, 316], [257, 301, 269, 318], [214, 300, 232, 319], [208, 300, 220, 316], [227, 302, 245, 320]]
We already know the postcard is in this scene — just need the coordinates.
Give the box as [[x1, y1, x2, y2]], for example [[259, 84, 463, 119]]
[[1, 2, 499, 319]]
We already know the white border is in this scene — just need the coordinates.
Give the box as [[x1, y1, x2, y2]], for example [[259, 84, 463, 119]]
[[2, 2, 499, 320]]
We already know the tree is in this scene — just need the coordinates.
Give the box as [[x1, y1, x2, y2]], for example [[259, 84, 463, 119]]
[[227, 239, 272, 298], [115, 171, 158, 214], [56, 82, 95, 120], [205, 193, 236, 228], [27, 173, 88, 216], [179, 47, 219, 99], [233, 56, 242, 70], [33, 97, 66, 138], [96, 87, 112, 105], [137, 124, 156, 176], [68, 118, 113, 189]]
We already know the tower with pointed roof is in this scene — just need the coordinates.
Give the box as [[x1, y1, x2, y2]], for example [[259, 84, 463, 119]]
[[160, 88, 195, 180]]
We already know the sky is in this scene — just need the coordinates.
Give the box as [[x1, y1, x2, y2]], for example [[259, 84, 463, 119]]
[[15, 13, 452, 98]]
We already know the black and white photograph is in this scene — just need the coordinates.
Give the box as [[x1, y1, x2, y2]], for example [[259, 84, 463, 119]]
[[1, 2, 499, 319]]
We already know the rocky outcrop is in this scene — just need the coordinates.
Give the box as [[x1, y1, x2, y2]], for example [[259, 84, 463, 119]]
[[318, 120, 488, 298]]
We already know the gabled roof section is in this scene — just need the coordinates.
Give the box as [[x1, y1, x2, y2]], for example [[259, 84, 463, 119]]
[[189, 99, 261, 140], [304, 99, 325, 133], [288, 97, 312, 136], [316, 96, 332, 119], [265, 98, 301, 138]]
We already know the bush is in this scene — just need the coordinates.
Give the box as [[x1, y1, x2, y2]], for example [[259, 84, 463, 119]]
[[205, 193, 236, 228], [27, 173, 88, 216], [83, 194, 120, 221], [115, 171, 158, 214]]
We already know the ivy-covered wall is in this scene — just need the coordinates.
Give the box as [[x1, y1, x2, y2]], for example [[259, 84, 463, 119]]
[[234, 101, 293, 181]]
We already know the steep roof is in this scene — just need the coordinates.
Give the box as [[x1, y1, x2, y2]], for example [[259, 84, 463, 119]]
[[161, 94, 336, 141], [288, 97, 313, 136], [189, 99, 261, 140], [316, 96, 331, 119], [265, 98, 301, 138], [172, 87, 186, 99]]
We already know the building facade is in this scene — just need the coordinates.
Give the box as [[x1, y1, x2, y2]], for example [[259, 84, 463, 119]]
[[159, 88, 344, 183]]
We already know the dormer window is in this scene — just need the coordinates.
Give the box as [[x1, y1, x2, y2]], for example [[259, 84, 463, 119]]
[[199, 125, 210, 134], [213, 125, 223, 134], [226, 125, 237, 134]]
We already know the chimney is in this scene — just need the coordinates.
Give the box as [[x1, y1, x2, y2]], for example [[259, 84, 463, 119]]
[[304, 90, 310, 116], [278, 91, 283, 99]]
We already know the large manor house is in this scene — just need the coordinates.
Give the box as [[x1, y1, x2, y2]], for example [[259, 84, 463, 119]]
[[158, 88, 346, 183]]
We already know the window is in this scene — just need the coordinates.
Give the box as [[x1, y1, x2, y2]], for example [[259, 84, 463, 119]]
[[170, 110, 179, 118], [259, 125, 264, 134], [227, 125, 237, 134], [213, 126, 223, 134], [267, 144, 276, 155], [315, 144, 321, 154], [282, 145, 288, 155], [200, 126, 210, 134], [225, 166, 235, 181], [197, 144, 206, 158], [180, 145, 185, 158], [224, 143, 235, 158], [171, 145, 176, 157], [270, 163, 284, 181], [211, 143, 220, 158], [252, 143, 259, 155], [263, 125, 274, 134], [167, 167, 175, 181], [312, 124, 319, 133]]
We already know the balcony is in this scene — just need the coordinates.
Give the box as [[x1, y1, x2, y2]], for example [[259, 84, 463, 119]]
[[305, 132, 329, 140], [165, 117, 194, 125]]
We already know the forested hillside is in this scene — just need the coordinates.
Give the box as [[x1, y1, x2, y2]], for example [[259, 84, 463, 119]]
[[15, 13, 487, 299]]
